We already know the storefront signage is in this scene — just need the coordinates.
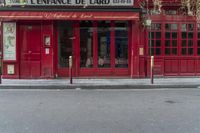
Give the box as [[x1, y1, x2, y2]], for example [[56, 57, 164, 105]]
[[5, 0, 133, 6], [3, 22, 16, 61]]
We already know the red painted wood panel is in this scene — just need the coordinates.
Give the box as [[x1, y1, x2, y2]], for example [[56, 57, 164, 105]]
[[171, 60, 179, 73], [187, 60, 195, 73], [41, 21, 54, 78], [180, 60, 187, 73], [180, 60, 195, 73], [164, 60, 171, 73], [164, 60, 179, 74], [196, 59, 200, 73], [139, 57, 145, 77]]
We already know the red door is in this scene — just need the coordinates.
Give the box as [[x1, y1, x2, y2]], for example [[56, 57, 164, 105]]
[[19, 23, 41, 78]]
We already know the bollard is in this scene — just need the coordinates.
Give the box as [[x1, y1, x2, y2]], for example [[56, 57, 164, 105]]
[[150, 56, 154, 84], [69, 56, 73, 84]]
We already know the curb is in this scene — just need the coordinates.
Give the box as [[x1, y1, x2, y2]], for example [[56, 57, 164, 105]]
[[0, 84, 199, 89]]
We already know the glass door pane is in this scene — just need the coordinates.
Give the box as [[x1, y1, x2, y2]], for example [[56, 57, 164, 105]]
[[80, 21, 93, 68], [115, 21, 128, 68], [57, 21, 73, 68], [97, 21, 111, 68]]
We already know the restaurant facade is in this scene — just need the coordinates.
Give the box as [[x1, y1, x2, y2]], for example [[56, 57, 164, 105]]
[[1, 0, 200, 79]]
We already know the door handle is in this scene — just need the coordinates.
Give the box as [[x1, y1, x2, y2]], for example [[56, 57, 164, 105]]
[[28, 51, 32, 54]]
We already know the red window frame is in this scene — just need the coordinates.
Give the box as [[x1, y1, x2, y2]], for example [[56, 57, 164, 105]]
[[164, 23, 178, 56], [180, 23, 194, 56], [197, 24, 200, 55], [148, 23, 162, 56]]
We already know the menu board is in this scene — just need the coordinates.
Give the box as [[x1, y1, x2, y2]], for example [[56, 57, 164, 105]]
[[3, 22, 16, 61]]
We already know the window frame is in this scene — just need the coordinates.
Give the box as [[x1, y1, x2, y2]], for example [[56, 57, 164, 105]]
[[148, 23, 162, 56], [180, 23, 195, 56], [164, 23, 178, 56]]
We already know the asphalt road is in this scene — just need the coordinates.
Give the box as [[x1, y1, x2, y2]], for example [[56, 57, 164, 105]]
[[0, 88, 200, 133]]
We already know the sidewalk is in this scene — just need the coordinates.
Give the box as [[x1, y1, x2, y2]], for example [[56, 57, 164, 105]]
[[0, 77, 200, 89]]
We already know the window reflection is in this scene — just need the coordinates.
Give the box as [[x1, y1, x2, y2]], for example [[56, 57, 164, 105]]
[[80, 21, 93, 68], [57, 21, 73, 68], [98, 21, 111, 68], [115, 21, 128, 68]]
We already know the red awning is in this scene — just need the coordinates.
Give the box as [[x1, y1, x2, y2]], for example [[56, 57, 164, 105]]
[[0, 11, 139, 20]]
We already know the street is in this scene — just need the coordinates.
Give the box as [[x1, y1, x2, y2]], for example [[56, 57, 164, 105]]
[[0, 88, 200, 133]]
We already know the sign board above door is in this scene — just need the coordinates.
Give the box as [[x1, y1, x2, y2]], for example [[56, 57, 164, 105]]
[[5, 0, 134, 6]]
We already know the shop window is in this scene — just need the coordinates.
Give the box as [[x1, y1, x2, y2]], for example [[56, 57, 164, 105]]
[[181, 23, 194, 55], [164, 23, 178, 55], [57, 21, 73, 68], [115, 21, 128, 68], [148, 23, 162, 55], [80, 21, 93, 68], [97, 21, 111, 68]]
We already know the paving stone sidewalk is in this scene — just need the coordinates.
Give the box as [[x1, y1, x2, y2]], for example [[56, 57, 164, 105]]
[[0, 77, 199, 89]]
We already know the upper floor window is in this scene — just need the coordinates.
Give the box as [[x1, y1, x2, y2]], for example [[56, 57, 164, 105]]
[[181, 24, 194, 55], [148, 23, 162, 55], [165, 23, 178, 55], [197, 24, 200, 55]]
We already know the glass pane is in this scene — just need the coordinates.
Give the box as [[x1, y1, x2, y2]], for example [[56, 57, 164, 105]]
[[172, 32, 177, 38], [165, 48, 170, 55], [57, 21, 73, 68], [182, 40, 187, 46], [182, 48, 187, 55], [156, 48, 161, 55], [172, 40, 177, 46], [165, 24, 170, 30], [156, 32, 161, 38], [198, 32, 200, 38], [148, 40, 154, 47], [115, 21, 128, 68], [198, 40, 200, 46], [98, 21, 111, 68], [188, 48, 193, 55], [165, 32, 170, 38], [165, 40, 170, 46], [188, 40, 193, 46], [80, 21, 93, 68], [149, 32, 154, 39], [182, 32, 187, 38], [188, 24, 194, 31], [155, 24, 161, 30], [149, 48, 154, 55], [172, 48, 177, 55], [181, 24, 187, 31], [198, 48, 200, 55], [188, 32, 193, 38], [171, 24, 177, 30], [151, 24, 155, 30], [156, 40, 161, 46], [198, 24, 200, 31]]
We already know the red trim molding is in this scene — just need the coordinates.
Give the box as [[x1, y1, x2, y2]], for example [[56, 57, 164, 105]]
[[0, 11, 139, 20]]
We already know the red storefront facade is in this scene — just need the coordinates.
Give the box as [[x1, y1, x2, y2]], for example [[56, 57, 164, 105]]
[[1, 0, 200, 79], [0, 9, 141, 78]]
